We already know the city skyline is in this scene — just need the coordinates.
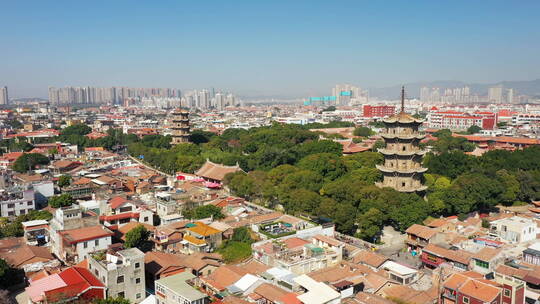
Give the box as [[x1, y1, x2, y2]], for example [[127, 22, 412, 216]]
[[2, 1, 540, 98]]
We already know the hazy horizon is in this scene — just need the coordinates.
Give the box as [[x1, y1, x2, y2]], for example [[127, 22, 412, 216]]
[[2, 1, 540, 99]]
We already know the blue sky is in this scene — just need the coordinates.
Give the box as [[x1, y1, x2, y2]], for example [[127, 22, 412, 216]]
[[1, 0, 539, 98]]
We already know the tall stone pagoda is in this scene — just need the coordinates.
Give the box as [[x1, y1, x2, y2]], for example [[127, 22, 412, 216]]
[[171, 108, 190, 145], [375, 87, 427, 192]]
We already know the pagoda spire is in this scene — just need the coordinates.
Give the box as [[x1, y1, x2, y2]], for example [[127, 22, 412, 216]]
[[400, 86, 405, 113]]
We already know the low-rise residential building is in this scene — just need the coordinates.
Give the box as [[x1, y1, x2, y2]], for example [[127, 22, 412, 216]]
[[523, 242, 540, 265], [0, 187, 35, 217], [26, 266, 106, 303], [88, 247, 146, 303], [155, 272, 209, 304], [489, 216, 537, 243], [253, 234, 344, 275], [441, 272, 523, 304], [404, 224, 443, 254], [471, 247, 504, 275], [58, 225, 113, 263], [183, 222, 223, 253]]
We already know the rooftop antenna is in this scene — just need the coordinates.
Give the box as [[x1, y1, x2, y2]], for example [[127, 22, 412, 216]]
[[401, 86, 405, 113]]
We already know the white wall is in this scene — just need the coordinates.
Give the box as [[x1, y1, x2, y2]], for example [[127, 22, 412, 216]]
[[75, 236, 112, 262]]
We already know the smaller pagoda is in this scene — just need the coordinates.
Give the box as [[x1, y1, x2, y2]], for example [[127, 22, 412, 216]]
[[375, 87, 427, 192], [171, 108, 190, 145]]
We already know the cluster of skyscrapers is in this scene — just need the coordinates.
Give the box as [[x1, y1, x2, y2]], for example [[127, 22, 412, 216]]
[[420, 86, 516, 104], [183, 90, 238, 110], [488, 87, 514, 104], [47, 86, 182, 105], [420, 86, 478, 103], [0, 86, 8, 105]]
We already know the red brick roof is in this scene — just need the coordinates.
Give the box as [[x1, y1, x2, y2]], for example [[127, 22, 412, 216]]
[[60, 226, 113, 244]]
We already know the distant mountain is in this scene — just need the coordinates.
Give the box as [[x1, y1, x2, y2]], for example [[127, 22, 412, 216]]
[[369, 79, 540, 99]]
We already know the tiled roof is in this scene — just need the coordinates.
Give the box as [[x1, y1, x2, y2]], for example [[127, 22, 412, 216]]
[[201, 265, 247, 291], [405, 224, 438, 240], [109, 196, 128, 209], [313, 234, 343, 247], [472, 247, 501, 262], [254, 283, 289, 303], [188, 222, 221, 237], [183, 234, 206, 246], [60, 225, 113, 244], [0, 244, 54, 267], [352, 250, 388, 268], [195, 160, 243, 181]]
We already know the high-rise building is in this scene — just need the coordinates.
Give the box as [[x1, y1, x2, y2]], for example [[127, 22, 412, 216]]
[[507, 88, 514, 104], [171, 108, 190, 145], [376, 87, 427, 192], [226, 94, 236, 107], [0, 86, 8, 105], [215, 92, 225, 110], [332, 84, 361, 106], [420, 87, 430, 102], [488, 87, 503, 103]]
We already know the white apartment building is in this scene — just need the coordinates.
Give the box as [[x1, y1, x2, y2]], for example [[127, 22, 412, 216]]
[[490, 216, 538, 243], [0, 188, 35, 217]]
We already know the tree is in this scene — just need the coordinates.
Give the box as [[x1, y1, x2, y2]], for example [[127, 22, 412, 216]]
[[356, 208, 385, 242], [183, 205, 225, 220], [12, 153, 50, 173], [60, 124, 92, 136], [353, 127, 374, 137], [467, 125, 482, 134], [58, 175, 71, 188], [371, 140, 385, 152], [297, 153, 347, 181], [424, 151, 477, 179], [93, 297, 131, 304], [294, 140, 343, 159], [322, 106, 336, 112], [231, 227, 254, 243], [496, 169, 520, 205], [48, 194, 75, 208], [124, 225, 151, 251]]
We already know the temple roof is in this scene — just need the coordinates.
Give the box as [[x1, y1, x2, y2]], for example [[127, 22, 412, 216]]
[[382, 112, 423, 124]]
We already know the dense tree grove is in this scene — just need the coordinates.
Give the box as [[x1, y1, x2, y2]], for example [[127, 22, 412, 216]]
[[12, 153, 50, 173], [124, 123, 540, 242], [3, 122, 538, 243]]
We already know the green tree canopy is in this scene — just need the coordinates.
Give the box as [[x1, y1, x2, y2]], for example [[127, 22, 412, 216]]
[[466, 125, 482, 134], [297, 153, 347, 181], [48, 194, 75, 208], [124, 225, 151, 252], [60, 124, 92, 136], [183, 205, 225, 220], [58, 175, 71, 188], [353, 127, 375, 137], [12, 153, 50, 173]]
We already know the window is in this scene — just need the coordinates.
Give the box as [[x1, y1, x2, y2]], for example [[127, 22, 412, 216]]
[[117, 292, 125, 298], [20, 209, 26, 215], [8, 211, 14, 216], [117, 275, 124, 283], [475, 259, 489, 269], [463, 296, 469, 304], [136, 293, 141, 299], [95, 239, 99, 246], [7, 203, 14, 208], [84, 242, 88, 249], [136, 278, 141, 284], [135, 262, 140, 269], [504, 289, 511, 297], [27, 201, 33, 206]]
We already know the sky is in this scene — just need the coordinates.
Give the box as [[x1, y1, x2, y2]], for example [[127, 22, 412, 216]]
[[1, 0, 540, 99]]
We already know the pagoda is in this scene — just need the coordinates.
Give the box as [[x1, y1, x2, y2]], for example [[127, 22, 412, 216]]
[[375, 87, 427, 192], [171, 108, 190, 145]]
